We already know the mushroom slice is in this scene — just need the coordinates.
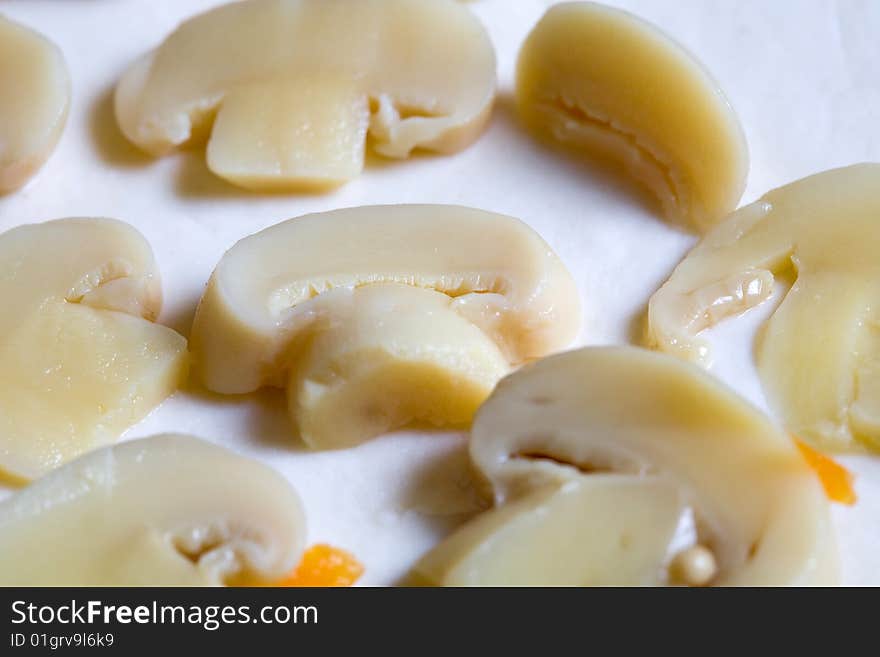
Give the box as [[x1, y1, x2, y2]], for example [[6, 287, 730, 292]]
[[648, 164, 880, 451], [0, 15, 70, 193], [414, 476, 683, 586], [115, 0, 495, 190], [516, 2, 747, 231], [190, 205, 580, 448], [0, 435, 305, 586], [0, 218, 188, 481], [418, 347, 836, 586]]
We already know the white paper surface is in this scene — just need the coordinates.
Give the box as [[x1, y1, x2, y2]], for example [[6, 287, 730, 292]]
[[1, 0, 878, 585]]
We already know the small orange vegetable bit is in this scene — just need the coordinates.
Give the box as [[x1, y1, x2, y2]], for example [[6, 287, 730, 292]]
[[276, 544, 364, 587], [795, 439, 856, 506]]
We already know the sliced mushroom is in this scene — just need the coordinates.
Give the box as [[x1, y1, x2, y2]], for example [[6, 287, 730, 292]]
[[0, 435, 305, 586], [190, 204, 580, 448], [516, 2, 747, 231], [414, 476, 684, 586], [648, 164, 880, 451], [115, 0, 495, 190], [0, 218, 188, 481], [0, 15, 70, 193], [415, 347, 837, 586]]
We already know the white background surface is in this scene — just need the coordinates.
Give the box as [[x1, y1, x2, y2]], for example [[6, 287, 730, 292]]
[[1, 0, 878, 585]]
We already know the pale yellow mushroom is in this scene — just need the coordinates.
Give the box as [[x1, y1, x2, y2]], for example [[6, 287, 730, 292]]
[[0, 218, 188, 481], [190, 205, 580, 449], [648, 164, 880, 452], [115, 0, 495, 190], [415, 347, 837, 586], [0, 435, 305, 586], [0, 15, 70, 193], [516, 2, 747, 231]]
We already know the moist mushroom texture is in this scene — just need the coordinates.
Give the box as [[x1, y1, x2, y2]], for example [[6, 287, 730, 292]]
[[516, 1, 747, 232], [0, 435, 305, 586], [414, 347, 837, 586], [0, 15, 70, 193], [0, 218, 188, 481], [115, 0, 496, 191], [648, 164, 880, 452], [190, 204, 580, 449]]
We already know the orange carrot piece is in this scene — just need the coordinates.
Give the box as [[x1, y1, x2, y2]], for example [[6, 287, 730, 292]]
[[796, 439, 856, 506], [276, 544, 364, 587]]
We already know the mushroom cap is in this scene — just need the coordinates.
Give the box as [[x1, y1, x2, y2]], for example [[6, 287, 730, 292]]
[[0, 217, 162, 323], [0, 15, 70, 193]]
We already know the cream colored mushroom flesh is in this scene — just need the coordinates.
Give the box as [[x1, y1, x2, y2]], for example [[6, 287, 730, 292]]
[[415, 347, 837, 586], [516, 2, 747, 231], [0, 15, 70, 193], [0, 218, 188, 481], [190, 205, 580, 449], [0, 435, 305, 586], [648, 164, 880, 452], [115, 0, 496, 190]]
